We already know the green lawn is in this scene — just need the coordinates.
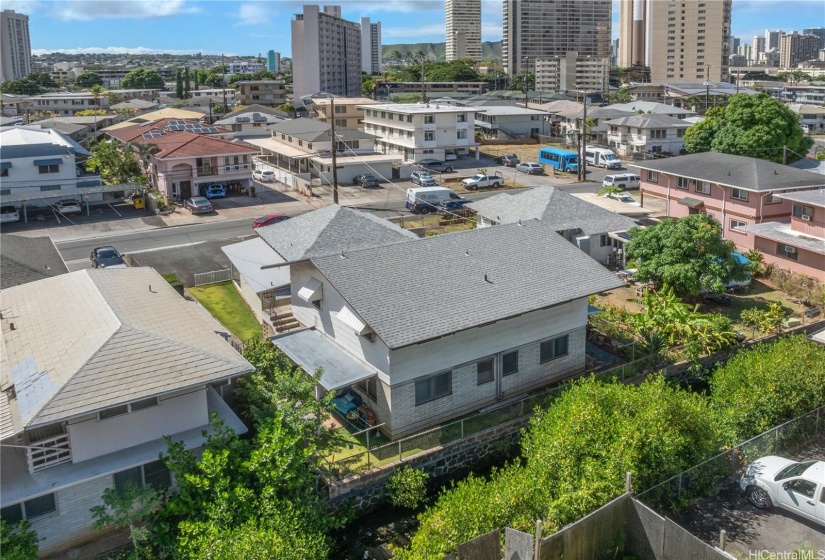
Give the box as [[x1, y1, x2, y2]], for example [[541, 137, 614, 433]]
[[188, 281, 262, 342], [706, 279, 807, 333]]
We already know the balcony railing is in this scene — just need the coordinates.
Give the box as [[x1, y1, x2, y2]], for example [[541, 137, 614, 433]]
[[195, 166, 218, 177], [27, 433, 72, 473]]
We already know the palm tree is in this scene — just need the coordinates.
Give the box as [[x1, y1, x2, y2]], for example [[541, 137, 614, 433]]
[[90, 84, 104, 137], [391, 49, 403, 68]]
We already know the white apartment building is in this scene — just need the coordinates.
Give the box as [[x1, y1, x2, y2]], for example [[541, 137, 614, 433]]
[[535, 52, 609, 94], [446, 0, 482, 62], [360, 17, 382, 74], [606, 114, 691, 156], [226, 61, 266, 75], [503, 0, 611, 75], [361, 102, 479, 162], [618, 0, 732, 82], [291, 5, 362, 99], [0, 10, 32, 81]]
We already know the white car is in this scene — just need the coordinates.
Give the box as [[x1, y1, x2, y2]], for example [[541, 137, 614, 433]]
[[253, 169, 275, 182], [739, 456, 825, 526], [516, 162, 543, 175], [603, 191, 640, 206], [56, 199, 82, 215], [445, 153, 458, 161]]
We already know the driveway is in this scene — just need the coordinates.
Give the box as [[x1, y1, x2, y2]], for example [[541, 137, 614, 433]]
[[672, 436, 825, 557]]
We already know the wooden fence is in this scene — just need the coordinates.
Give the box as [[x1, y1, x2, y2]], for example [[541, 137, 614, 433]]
[[194, 268, 232, 286]]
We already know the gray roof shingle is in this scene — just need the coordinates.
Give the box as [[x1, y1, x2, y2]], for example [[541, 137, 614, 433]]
[[311, 220, 624, 349], [605, 114, 691, 129], [266, 118, 374, 142], [256, 205, 418, 262], [0, 268, 253, 436], [1, 234, 70, 289], [631, 153, 825, 192], [778, 189, 825, 207], [465, 188, 638, 235]]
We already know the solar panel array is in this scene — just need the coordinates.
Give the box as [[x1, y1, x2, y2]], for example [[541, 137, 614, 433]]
[[142, 129, 165, 139], [252, 113, 267, 123], [165, 120, 219, 134]]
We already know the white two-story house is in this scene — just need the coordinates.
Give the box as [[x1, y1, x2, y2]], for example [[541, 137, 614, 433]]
[[605, 114, 692, 157], [361, 102, 480, 162], [0, 268, 253, 555], [269, 217, 622, 439]]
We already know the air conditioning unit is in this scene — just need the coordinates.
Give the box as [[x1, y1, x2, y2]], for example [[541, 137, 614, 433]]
[[785, 246, 798, 254], [225, 166, 231, 171], [801, 214, 811, 221]]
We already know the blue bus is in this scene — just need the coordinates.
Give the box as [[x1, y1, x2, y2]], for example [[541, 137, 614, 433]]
[[538, 147, 579, 173]]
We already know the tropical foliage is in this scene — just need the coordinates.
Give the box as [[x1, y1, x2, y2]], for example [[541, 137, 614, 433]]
[[0, 520, 38, 560], [121, 68, 164, 90], [387, 466, 429, 509], [85, 141, 145, 185]]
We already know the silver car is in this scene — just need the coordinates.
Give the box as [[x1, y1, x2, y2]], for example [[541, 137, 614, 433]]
[[184, 197, 214, 214], [410, 171, 437, 186], [516, 162, 543, 175]]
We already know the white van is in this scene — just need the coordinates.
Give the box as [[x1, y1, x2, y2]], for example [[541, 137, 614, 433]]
[[585, 146, 622, 169], [603, 173, 640, 191], [406, 187, 465, 214]]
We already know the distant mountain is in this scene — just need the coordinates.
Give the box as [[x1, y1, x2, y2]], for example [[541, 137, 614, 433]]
[[381, 41, 502, 63]]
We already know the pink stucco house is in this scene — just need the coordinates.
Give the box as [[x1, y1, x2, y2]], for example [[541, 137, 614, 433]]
[[734, 190, 825, 281], [107, 120, 258, 200], [632, 153, 825, 253]]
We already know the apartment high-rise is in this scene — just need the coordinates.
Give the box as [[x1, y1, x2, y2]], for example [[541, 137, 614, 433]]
[[446, 0, 482, 61], [0, 10, 32, 82], [765, 29, 784, 51], [360, 17, 382, 74], [618, 0, 731, 82], [803, 27, 825, 49], [779, 32, 820, 69], [751, 36, 766, 58], [503, 0, 611, 75], [291, 5, 362, 98], [267, 50, 281, 73]]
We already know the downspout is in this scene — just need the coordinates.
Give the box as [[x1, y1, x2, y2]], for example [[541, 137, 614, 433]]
[[719, 184, 727, 231], [665, 174, 671, 217], [759, 192, 768, 223]]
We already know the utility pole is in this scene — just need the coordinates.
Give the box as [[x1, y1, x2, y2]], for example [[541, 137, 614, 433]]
[[221, 53, 228, 114], [419, 54, 426, 103], [579, 93, 588, 181], [783, 145, 788, 165], [330, 98, 339, 204]]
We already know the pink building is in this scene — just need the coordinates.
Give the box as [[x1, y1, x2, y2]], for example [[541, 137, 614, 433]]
[[734, 190, 825, 281], [632, 153, 825, 251]]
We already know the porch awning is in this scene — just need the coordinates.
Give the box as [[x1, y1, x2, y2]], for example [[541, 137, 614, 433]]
[[0, 162, 11, 169], [297, 277, 323, 302], [272, 328, 376, 391], [678, 197, 704, 209], [33, 158, 63, 166], [333, 306, 370, 335]]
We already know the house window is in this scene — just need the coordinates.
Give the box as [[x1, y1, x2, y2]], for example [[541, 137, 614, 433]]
[[457, 114, 466, 123], [40, 185, 61, 192], [600, 234, 610, 247], [792, 204, 814, 219], [334, 105, 346, 114], [0, 169, 7, 177], [357, 377, 378, 401], [424, 131, 434, 141], [457, 129, 467, 140], [731, 188, 748, 201], [764, 193, 780, 204], [540, 334, 569, 364], [114, 460, 171, 494], [414, 371, 452, 405], [502, 351, 518, 376], [38, 164, 59, 174], [646, 170, 658, 182], [98, 397, 159, 420], [335, 119, 346, 127], [677, 177, 690, 189], [677, 128, 685, 137], [476, 358, 494, 385], [1, 493, 57, 524], [777, 243, 799, 261], [729, 219, 746, 230], [695, 181, 710, 194], [424, 115, 434, 124]]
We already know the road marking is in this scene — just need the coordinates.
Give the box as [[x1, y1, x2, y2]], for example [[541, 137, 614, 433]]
[[126, 240, 208, 254]]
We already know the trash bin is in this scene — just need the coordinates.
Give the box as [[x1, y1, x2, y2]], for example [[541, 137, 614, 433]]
[[133, 197, 144, 209]]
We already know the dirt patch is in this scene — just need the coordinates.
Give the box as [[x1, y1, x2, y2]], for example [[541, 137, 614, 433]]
[[479, 143, 564, 164]]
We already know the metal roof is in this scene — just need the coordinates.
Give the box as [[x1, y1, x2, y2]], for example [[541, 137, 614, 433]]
[[311, 220, 624, 349], [631, 153, 825, 192], [256, 205, 417, 263], [220, 238, 290, 293], [0, 268, 253, 437], [734, 221, 825, 256], [466, 187, 638, 236], [778, 189, 825, 208]]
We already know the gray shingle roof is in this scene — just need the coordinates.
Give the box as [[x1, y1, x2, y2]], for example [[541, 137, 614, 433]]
[[778, 189, 825, 207], [267, 118, 374, 142], [0, 268, 253, 436], [1, 234, 69, 289], [311, 220, 624, 349], [225, 104, 289, 119], [631, 153, 825, 192], [256, 205, 418, 262], [465, 188, 638, 235], [605, 114, 691, 129]]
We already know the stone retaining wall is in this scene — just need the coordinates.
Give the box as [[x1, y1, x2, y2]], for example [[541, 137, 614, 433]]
[[326, 416, 530, 514]]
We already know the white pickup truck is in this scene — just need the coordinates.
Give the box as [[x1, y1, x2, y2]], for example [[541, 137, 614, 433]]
[[461, 173, 504, 190]]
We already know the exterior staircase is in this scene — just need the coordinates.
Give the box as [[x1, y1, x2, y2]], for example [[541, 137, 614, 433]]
[[271, 304, 301, 333]]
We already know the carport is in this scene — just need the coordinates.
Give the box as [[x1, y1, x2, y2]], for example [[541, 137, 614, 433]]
[[0, 183, 140, 224]]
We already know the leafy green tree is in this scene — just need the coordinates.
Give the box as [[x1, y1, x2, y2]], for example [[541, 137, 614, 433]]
[[739, 302, 785, 334], [175, 69, 183, 99], [194, 70, 201, 89], [27, 72, 59, 89], [183, 67, 190, 97], [86, 141, 145, 185], [710, 335, 825, 440], [90, 482, 161, 558], [0, 520, 39, 560], [107, 91, 124, 105], [387, 466, 429, 509], [625, 214, 749, 296], [204, 73, 224, 88], [251, 69, 275, 80], [76, 71, 103, 87], [612, 88, 632, 103], [229, 73, 253, 84], [511, 71, 535, 92], [682, 93, 813, 163], [121, 68, 164, 89], [0, 78, 43, 95], [400, 376, 724, 559]]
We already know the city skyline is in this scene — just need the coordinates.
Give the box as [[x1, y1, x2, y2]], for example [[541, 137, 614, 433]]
[[4, 0, 824, 58]]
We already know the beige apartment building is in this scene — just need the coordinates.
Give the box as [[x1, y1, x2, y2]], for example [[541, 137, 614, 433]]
[[535, 52, 610, 94], [503, 0, 611, 75], [618, 0, 732, 82], [779, 32, 820, 69], [446, 0, 482, 62], [233, 80, 286, 107], [310, 97, 379, 131], [0, 10, 31, 81]]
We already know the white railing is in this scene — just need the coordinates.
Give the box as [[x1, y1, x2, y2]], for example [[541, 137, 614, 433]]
[[194, 268, 232, 286], [27, 433, 72, 473]]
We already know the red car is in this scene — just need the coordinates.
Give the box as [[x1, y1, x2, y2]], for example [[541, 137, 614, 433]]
[[252, 214, 290, 228]]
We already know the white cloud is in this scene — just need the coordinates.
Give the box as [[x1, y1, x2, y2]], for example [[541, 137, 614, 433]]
[[31, 46, 229, 55], [234, 2, 277, 26], [48, 0, 199, 21]]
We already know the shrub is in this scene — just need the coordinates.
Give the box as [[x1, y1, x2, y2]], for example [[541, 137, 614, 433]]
[[1, 520, 39, 560], [387, 465, 429, 509], [162, 273, 183, 289]]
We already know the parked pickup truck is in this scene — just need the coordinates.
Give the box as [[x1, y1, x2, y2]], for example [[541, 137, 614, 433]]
[[461, 173, 504, 190]]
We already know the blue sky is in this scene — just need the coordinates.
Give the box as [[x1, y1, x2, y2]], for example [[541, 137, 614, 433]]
[[7, 0, 824, 57]]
